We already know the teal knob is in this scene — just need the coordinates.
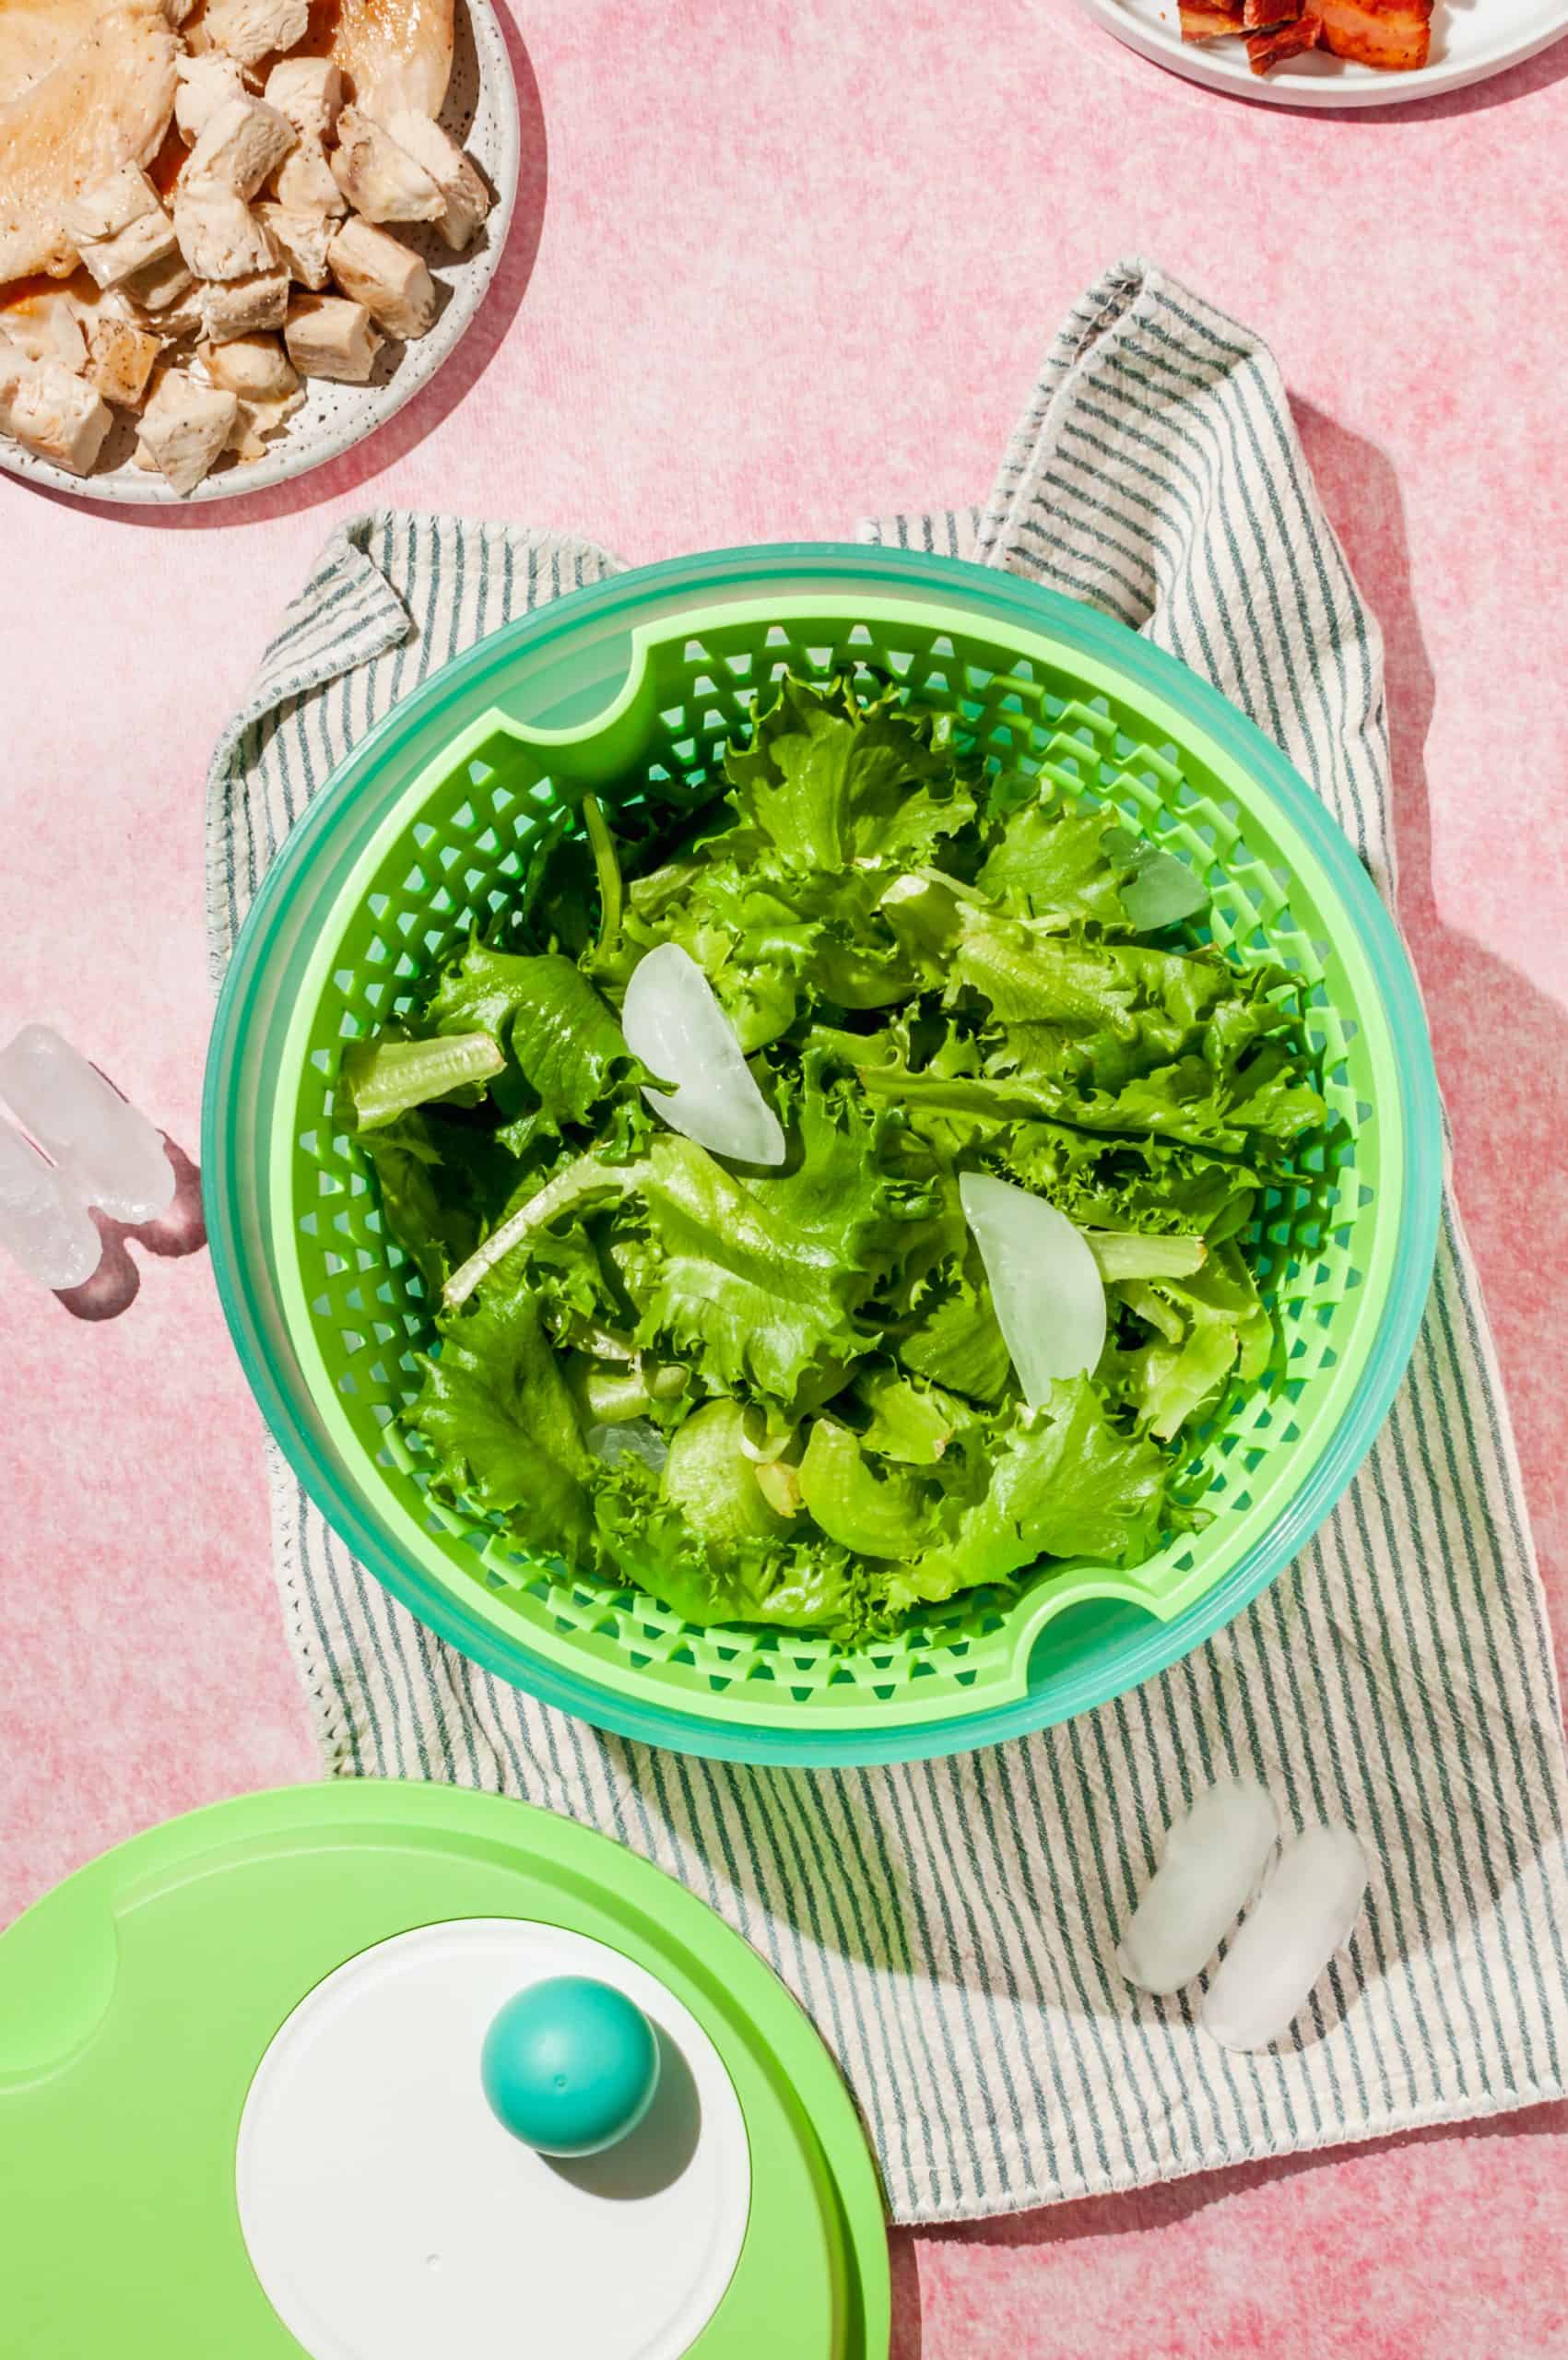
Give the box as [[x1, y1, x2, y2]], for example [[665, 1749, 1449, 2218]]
[[480, 1976, 661, 2157]]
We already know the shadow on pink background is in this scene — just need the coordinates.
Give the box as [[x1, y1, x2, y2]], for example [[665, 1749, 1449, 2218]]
[[52, 1136, 206, 1324], [3, 4, 1567, 2353]]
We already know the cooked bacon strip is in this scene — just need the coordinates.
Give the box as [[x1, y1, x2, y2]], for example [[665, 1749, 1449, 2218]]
[[1179, 0, 1244, 41], [1244, 0, 1302, 26], [1317, 0, 1431, 65], [1248, 6, 1323, 65]]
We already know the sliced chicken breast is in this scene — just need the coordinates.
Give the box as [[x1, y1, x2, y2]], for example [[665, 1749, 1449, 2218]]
[[0, 0, 188, 107], [0, 3, 178, 279], [0, 0, 105, 105]]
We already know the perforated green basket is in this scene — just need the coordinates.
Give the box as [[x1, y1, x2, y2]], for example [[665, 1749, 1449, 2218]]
[[205, 544, 1442, 1764]]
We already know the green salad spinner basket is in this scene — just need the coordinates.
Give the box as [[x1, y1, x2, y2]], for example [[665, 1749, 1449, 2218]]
[[205, 544, 1443, 1764]]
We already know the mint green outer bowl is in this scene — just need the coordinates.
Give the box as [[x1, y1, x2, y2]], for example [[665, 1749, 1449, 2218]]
[[203, 543, 1443, 1765]]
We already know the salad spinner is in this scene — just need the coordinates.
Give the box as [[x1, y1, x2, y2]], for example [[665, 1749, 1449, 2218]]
[[204, 543, 1443, 1764], [0, 1782, 888, 2357]]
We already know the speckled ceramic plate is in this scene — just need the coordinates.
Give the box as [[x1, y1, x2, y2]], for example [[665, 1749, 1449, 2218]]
[[0, 0, 519, 505], [1077, 0, 1568, 103]]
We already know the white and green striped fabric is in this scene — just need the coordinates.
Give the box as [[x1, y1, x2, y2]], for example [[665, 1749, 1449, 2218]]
[[206, 260, 1568, 2225]]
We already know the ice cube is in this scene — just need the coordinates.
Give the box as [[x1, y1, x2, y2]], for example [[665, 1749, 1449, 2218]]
[[0, 1115, 101, 1290], [1116, 1777, 1279, 1995], [1201, 1823, 1371, 2050], [620, 944, 785, 1167], [959, 1169, 1107, 1401], [0, 1025, 174, 1223]]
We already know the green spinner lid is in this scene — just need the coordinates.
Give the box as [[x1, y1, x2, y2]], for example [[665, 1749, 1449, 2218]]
[[0, 1782, 889, 2360]]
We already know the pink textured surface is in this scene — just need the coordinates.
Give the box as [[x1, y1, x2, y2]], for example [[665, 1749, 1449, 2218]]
[[2, 3, 1566, 2349]]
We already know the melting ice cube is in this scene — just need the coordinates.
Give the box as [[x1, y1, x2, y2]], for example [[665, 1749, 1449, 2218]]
[[0, 1024, 174, 1224], [959, 1169, 1107, 1402], [1117, 1778, 1279, 1996], [0, 1115, 101, 1290], [1201, 1823, 1370, 2051], [620, 945, 784, 1167]]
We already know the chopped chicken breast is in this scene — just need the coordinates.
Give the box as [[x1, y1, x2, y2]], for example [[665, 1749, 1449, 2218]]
[[384, 110, 490, 250], [124, 246, 198, 317], [184, 92, 296, 197], [284, 289, 380, 380], [329, 106, 442, 222], [198, 327, 295, 395], [59, 163, 178, 289], [264, 53, 341, 138], [0, 282, 88, 371], [136, 361, 234, 488], [256, 199, 332, 286], [58, 160, 159, 243], [325, 0, 453, 124], [200, 0, 309, 67], [174, 49, 248, 143], [88, 312, 160, 404], [3, 352, 113, 471], [0, 330, 29, 419], [327, 214, 434, 338], [172, 178, 277, 277], [201, 265, 288, 339], [226, 380, 301, 459], [271, 133, 346, 216], [0, 3, 178, 279]]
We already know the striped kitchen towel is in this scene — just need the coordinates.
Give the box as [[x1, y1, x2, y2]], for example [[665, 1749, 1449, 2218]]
[[206, 258, 1568, 2225]]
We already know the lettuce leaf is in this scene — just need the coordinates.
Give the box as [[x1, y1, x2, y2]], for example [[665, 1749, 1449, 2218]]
[[885, 1379, 1181, 1614], [428, 939, 635, 1127], [407, 1257, 595, 1557], [725, 673, 977, 877]]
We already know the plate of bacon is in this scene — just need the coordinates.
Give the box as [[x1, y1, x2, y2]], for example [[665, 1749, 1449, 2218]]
[[1076, 0, 1568, 101]]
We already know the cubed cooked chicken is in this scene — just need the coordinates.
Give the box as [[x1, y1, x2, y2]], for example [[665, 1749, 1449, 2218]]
[[172, 180, 277, 279], [329, 107, 442, 223], [226, 382, 302, 460], [3, 354, 112, 473], [58, 161, 159, 244], [264, 55, 341, 140], [0, 332, 33, 425], [185, 93, 296, 199], [88, 313, 160, 406], [385, 112, 491, 252], [271, 134, 347, 218], [200, 0, 310, 68], [325, 0, 454, 124], [0, 284, 88, 372], [285, 290, 382, 381], [174, 49, 248, 143], [327, 216, 435, 339], [59, 164, 179, 290], [198, 329, 296, 397], [256, 201, 333, 287], [137, 364, 236, 490], [123, 245, 196, 315], [202, 266, 289, 341]]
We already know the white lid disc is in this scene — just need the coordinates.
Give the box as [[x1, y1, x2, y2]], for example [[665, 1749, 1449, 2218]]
[[236, 1918, 751, 2360]]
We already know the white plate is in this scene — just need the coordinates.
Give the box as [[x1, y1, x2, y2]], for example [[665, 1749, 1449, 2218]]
[[0, 0, 519, 503], [1076, 0, 1568, 103]]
